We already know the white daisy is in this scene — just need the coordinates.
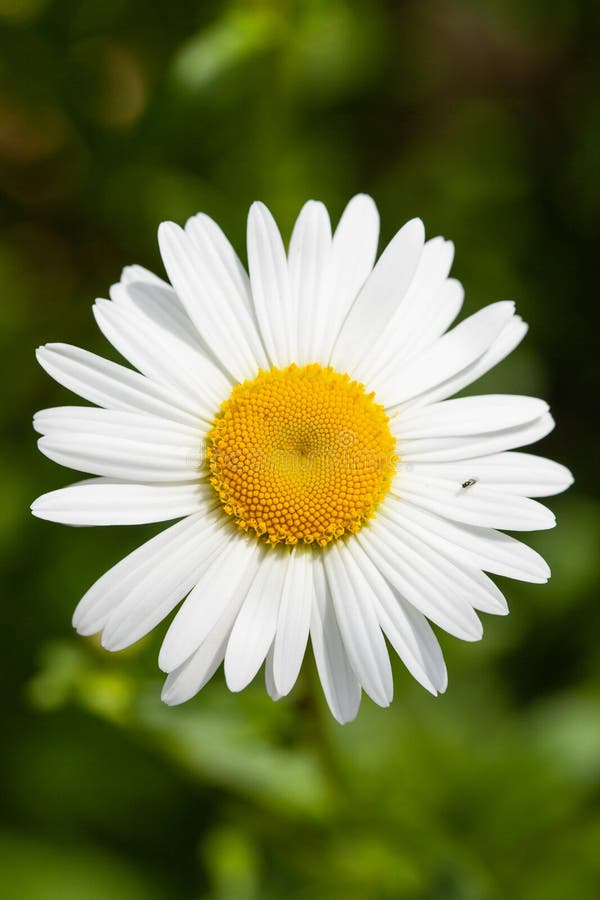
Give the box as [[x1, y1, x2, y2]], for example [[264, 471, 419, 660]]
[[32, 196, 573, 723]]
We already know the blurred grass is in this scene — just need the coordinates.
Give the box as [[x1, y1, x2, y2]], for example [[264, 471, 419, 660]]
[[1, 0, 599, 898]]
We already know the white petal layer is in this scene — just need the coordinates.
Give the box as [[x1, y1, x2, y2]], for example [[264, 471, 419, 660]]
[[404, 452, 573, 498], [381, 498, 550, 583], [159, 534, 259, 673], [311, 555, 361, 724], [376, 301, 515, 408], [158, 221, 267, 381], [331, 218, 425, 374], [224, 548, 288, 692], [272, 548, 315, 696], [324, 542, 393, 707], [36, 344, 201, 427], [31, 200, 574, 722], [31, 478, 212, 526]]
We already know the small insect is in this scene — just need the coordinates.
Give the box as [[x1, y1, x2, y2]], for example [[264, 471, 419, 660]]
[[461, 477, 478, 489]]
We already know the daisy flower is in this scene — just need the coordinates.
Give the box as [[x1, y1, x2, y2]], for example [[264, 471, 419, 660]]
[[32, 196, 573, 723]]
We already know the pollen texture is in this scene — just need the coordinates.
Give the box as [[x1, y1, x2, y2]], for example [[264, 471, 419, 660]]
[[206, 364, 397, 546]]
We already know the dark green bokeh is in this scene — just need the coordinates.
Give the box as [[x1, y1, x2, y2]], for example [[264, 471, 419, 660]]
[[1, 1, 599, 897]]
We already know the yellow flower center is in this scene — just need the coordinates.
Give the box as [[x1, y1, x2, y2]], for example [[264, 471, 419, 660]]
[[206, 364, 397, 547]]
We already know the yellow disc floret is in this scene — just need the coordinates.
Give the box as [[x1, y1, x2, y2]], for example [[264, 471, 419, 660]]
[[206, 363, 397, 547]]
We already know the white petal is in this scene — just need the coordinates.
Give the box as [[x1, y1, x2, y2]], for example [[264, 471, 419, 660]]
[[288, 200, 332, 364], [246, 202, 294, 367], [375, 509, 509, 617], [324, 542, 393, 707], [101, 513, 228, 650], [397, 412, 555, 461], [466, 571, 509, 615], [224, 548, 288, 692], [382, 497, 551, 583], [394, 470, 556, 531], [331, 218, 425, 373], [158, 534, 259, 673], [184, 213, 254, 317], [356, 236, 455, 384], [401, 277, 464, 361], [310, 555, 361, 724], [184, 212, 269, 367], [120, 264, 168, 288], [357, 527, 483, 641], [93, 298, 229, 416], [399, 315, 528, 410], [264, 645, 281, 701], [72, 513, 207, 635], [31, 479, 211, 526], [113, 274, 207, 355], [272, 548, 315, 696], [162, 586, 244, 706], [36, 343, 201, 427], [385, 528, 494, 621], [391, 594, 449, 690], [37, 429, 203, 482], [162, 630, 227, 705], [394, 395, 549, 439], [158, 221, 263, 381], [377, 301, 515, 408], [320, 193, 379, 362], [402, 451, 574, 498], [345, 537, 448, 693], [33, 406, 204, 442]]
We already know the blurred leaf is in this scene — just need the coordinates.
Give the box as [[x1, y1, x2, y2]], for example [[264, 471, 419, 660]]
[[171, 7, 285, 91], [529, 691, 600, 785], [203, 826, 259, 900], [0, 832, 164, 900], [134, 688, 335, 819]]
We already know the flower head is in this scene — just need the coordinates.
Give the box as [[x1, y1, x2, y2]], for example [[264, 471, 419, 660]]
[[32, 196, 573, 722]]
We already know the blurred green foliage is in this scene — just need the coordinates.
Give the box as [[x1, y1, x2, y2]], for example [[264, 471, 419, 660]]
[[1, 0, 599, 898]]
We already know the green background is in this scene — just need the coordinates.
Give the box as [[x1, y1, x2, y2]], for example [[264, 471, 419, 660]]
[[1, 1, 599, 897]]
